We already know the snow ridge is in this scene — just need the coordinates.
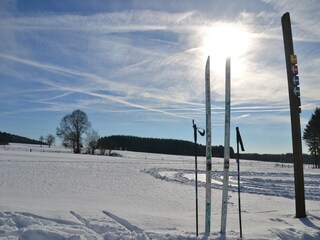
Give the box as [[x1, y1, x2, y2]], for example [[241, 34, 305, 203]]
[[0, 211, 199, 240]]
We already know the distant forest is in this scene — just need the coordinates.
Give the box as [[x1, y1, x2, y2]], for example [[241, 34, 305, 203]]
[[98, 135, 313, 164], [0, 131, 43, 145], [98, 135, 234, 158], [241, 153, 314, 164]]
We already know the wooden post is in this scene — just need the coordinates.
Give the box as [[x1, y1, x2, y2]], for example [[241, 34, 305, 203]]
[[281, 12, 306, 218]]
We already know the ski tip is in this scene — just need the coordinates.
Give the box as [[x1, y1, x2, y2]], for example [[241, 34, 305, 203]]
[[282, 12, 290, 19], [206, 56, 210, 70]]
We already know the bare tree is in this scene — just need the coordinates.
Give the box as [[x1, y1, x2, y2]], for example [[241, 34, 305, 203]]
[[39, 136, 44, 147], [56, 110, 91, 153], [46, 134, 55, 148], [85, 129, 99, 154]]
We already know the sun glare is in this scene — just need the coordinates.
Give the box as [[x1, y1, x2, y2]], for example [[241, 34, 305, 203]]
[[201, 23, 251, 77], [202, 23, 250, 60]]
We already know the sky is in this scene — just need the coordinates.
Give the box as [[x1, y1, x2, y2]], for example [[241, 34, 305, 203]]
[[0, 0, 319, 154]]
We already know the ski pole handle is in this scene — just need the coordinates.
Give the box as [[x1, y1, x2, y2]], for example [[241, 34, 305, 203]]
[[236, 127, 245, 152]]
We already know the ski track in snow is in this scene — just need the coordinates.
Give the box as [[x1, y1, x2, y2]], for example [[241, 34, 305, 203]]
[[102, 211, 144, 234], [143, 167, 320, 201]]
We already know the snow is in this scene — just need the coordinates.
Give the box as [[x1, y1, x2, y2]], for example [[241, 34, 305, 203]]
[[0, 143, 319, 239]]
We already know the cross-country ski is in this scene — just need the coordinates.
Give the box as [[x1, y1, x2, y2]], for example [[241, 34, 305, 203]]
[[205, 56, 212, 235], [221, 57, 231, 235]]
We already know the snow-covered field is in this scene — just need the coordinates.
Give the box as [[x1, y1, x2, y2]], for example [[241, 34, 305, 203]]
[[0, 143, 319, 239]]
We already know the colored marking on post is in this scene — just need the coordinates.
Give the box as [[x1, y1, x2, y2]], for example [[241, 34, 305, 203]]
[[290, 54, 297, 64], [294, 86, 300, 96], [292, 65, 298, 75], [293, 75, 299, 85]]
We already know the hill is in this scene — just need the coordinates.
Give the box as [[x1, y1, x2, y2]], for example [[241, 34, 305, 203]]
[[0, 131, 44, 145]]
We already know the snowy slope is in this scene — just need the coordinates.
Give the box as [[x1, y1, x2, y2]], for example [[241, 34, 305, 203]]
[[0, 143, 319, 239]]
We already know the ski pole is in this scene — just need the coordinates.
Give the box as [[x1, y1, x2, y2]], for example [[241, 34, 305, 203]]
[[192, 119, 205, 237], [236, 127, 245, 239]]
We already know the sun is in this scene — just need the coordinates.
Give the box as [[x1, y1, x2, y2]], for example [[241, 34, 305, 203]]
[[202, 23, 250, 60], [200, 23, 251, 77]]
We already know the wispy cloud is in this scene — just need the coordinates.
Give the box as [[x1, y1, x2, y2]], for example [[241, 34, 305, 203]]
[[0, 52, 201, 117], [263, 0, 320, 39]]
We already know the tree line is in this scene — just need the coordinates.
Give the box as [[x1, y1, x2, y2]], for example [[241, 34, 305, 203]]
[[0, 132, 43, 145], [97, 135, 234, 158], [56, 108, 318, 166], [1, 107, 319, 167], [240, 153, 314, 164]]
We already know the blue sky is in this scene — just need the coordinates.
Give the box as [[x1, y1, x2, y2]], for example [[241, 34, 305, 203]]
[[0, 0, 319, 154]]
